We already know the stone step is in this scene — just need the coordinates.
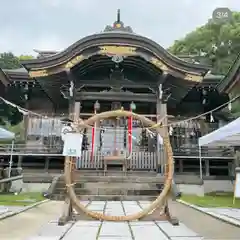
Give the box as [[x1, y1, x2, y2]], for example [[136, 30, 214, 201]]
[[56, 174, 202, 185], [74, 170, 157, 176], [56, 176, 165, 184], [53, 187, 161, 196], [54, 182, 159, 189], [50, 194, 157, 201], [22, 171, 159, 183], [23, 173, 203, 185]]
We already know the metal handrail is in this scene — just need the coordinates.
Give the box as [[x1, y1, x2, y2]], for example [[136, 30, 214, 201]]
[[0, 143, 63, 152], [0, 144, 234, 157]]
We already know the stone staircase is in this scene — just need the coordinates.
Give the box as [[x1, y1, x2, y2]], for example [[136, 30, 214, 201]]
[[48, 170, 164, 201]]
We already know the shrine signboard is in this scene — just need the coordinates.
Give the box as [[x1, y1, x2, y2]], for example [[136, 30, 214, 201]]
[[63, 133, 83, 157]]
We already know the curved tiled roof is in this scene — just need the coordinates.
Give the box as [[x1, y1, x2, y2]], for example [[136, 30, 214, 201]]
[[0, 67, 222, 83], [21, 32, 209, 75], [0, 68, 9, 86], [217, 53, 240, 93], [20, 10, 209, 77]]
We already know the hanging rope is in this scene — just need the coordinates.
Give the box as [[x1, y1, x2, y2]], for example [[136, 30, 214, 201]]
[[0, 95, 239, 132]]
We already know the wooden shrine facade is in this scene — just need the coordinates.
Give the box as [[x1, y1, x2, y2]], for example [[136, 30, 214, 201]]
[[0, 11, 230, 117], [0, 11, 238, 177], [18, 11, 214, 116]]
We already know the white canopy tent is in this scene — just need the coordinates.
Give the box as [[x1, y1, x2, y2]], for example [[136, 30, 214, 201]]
[[198, 117, 240, 178], [199, 117, 240, 147], [0, 127, 15, 177], [0, 127, 15, 140]]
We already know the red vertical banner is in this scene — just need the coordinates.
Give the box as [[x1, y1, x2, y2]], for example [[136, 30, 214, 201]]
[[90, 110, 97, 161], [128, 111, 133, 153]]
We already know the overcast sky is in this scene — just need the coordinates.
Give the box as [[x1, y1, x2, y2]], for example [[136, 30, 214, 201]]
[[0, 0, 239, 56]]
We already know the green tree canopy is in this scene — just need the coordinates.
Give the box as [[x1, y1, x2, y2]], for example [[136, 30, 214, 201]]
[[0, 52, 34, 69], [0, 52, 33, 126], [0, 52, 20, 69], [168, 11, 240, 75], [18, 55, 34, 61]]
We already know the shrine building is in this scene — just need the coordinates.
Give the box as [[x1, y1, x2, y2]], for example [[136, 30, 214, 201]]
[[0, 10, 239, 178]]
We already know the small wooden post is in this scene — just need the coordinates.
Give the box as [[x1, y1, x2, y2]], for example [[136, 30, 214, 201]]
[[58, 102, 80, 226], [156, 101, 168, 174]]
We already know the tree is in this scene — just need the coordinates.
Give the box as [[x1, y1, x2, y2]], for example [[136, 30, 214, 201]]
[[18, 55, 34, 61], [0, 52, 34, 69], [0, 100, 23, 126], [0, 52, 20, 69], [168, 11, 240, 75], [0, 52, 33, 126]]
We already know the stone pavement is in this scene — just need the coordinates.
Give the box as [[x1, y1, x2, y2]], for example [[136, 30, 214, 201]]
[[27, 201, 204, 240], [198, 207, 240, 226], [178, 199, 240, 227], [0, 201, 63, 240], [0, 205, 25, 218], [172, 201, 240, 239]]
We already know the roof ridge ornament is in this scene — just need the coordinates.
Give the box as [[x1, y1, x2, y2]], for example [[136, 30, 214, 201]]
[[103, 9, 133, 33], [117, 9, 120, 22]]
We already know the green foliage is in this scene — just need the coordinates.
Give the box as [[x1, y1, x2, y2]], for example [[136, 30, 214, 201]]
[[169, 11, 240, 75], [231, 99, 240, 117], [0, 100, 23, 127], [18, 55, 34, 61], [0, 52, 20, 69], [0, 52, 32, 126], [0, 121, 25, 143], [228, 83, 240, 117], [0, 192, 44, 206], [181, 192, 240, 208], [0, 52, 34, 69]]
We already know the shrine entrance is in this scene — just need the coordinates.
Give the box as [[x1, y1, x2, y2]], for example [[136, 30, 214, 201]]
[[77, 100, 159, 171], [89, 101, 142, 172]]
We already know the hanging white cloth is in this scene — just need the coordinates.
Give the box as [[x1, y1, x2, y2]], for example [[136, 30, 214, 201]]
[[158, 134, 163, 145]]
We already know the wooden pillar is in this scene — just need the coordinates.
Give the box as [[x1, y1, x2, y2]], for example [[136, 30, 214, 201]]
[[45, 157, 50, 171], [59, 100, 81, 225], [23, 114, 29, 142], [59, 68, 83, 225], [234, 150, 240, 168], [205, 159, 210, 176], [74, 102, 81, 169], [156, 73, 169, 174], [17, 156, 23, 168], [156, 100, 168, 174], [73, 102, 81, 122], [23, 99, 30, 142], [66, 69, 76, 120], [179, 159, 183, 173]]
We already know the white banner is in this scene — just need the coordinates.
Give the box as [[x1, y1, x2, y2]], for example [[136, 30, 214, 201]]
[[63, 133, 83, 157]]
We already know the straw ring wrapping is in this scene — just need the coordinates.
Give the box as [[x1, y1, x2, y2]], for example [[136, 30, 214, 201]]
[[64, 110, 174, 221]]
